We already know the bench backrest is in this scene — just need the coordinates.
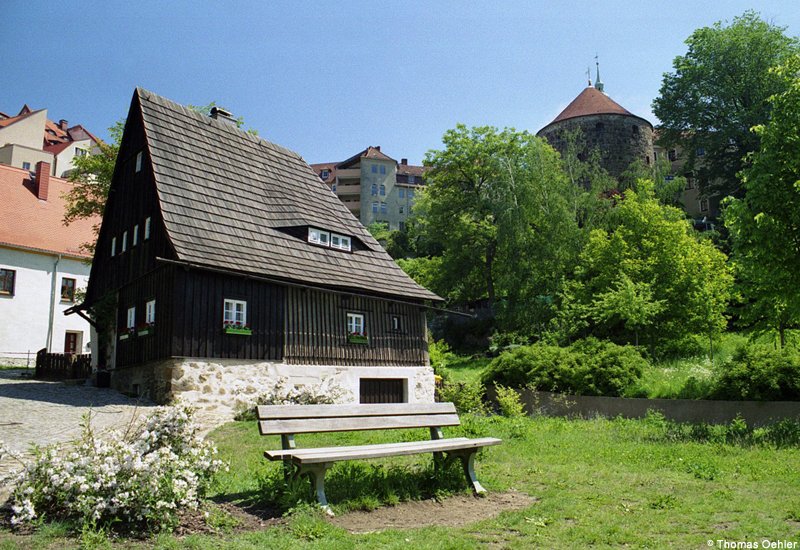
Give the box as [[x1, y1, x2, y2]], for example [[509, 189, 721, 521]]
[[257, 402, 459, 436]]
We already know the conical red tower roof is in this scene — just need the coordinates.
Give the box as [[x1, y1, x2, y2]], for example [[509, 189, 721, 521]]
[[549, 86, 634, 124]]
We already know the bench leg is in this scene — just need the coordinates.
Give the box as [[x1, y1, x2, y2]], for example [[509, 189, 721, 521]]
[[450, 450, 487, 495], [299, 463, 335, 516]]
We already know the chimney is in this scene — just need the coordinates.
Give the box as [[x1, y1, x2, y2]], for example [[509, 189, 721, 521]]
[[59, 119, 68, 131], [35, 161, 50, 201], [210, 106, 237, 126], [401, 158, 408, 165], [375, 146, 380, 152]]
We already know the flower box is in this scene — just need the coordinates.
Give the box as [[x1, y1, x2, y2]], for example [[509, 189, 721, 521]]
[[347, 334, 369, 345], [119, 333, 130, 341], [224, 326, 252, 336], [137, 328, 152, 337]]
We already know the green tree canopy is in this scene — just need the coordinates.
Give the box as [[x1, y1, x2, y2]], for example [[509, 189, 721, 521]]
[[725, 55, 800, 347], [414, 124, 587, 331], [558, 183, 733, 353], [653, 11, 799, 199]]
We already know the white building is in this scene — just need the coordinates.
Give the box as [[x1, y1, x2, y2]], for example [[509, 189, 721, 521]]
[[0, 162, 98, 366]]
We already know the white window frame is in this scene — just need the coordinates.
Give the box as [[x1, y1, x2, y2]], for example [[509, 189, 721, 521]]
[[145, 299, 156, 325], [22, 162, 31, 171], [379, 184, 385, 196], [223, 298, 247, 326], [308, 227, 330, 246], [135, 151, 143, 173], [700, 198, 709, 212], [126, 306, 136, 330], [144, 217, 151, 240], [347, 312, 365, 336], [133, 224, 139, 246], [391, 315, 401, 331], [122, 230, 128, 253], [321, 169, 330, 179], [330, 233, 351, 251], [111, 237, 116, 256], [372, 202, 378, 213]]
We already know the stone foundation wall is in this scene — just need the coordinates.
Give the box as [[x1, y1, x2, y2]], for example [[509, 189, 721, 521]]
[[111, 358, 435, 420]]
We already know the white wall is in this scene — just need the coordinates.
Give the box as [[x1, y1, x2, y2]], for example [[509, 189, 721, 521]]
[[0, 246, 92, 365], [0, 110, 48, 150], [54, 138, 97, 177]]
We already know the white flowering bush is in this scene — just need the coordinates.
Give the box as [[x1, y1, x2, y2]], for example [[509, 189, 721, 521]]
[[234, 376, 345, 420], [6, 403, 226, 532]]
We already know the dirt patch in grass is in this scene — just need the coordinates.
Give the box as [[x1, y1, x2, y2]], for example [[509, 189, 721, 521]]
[[175, 501, 285, 536], [330, 491, 536, 533]]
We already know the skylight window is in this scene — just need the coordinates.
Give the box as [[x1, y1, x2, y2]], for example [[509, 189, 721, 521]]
[[308, 227, 352, 252]]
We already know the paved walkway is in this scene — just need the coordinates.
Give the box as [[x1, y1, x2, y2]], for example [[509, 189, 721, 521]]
[[0, 369, 233, 501]]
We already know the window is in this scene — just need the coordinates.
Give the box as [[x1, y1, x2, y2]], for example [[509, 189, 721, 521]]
[[391, 315, 401, 331], [126, 307, 136, 330], [122, 231, 128, 253], [111, 237, 116, 256], [223, 299, 247, 325], [145, 299, 156, 325], [379, 184, 385, 196], [653, 151, 659, 161], [408, 175, 415, 184], [399, 205, 405, 214], [668, 149, 678, 162], [347, 312, 365, 335], [308, 227, 330, 245], [371, 184, 377, 196], [399, 221, 406, 231], [135, 151, 143, 173], [321, 169, 330, 179], [64, 332, 80, 355], [595, 122, 605, 131], [22, 162, 31, 171], [372, 201, 378, 213], [75, 147, 88, 157], [696, 147, 706, 157], [380, 202, 387, 214], [399, 188, 405, 199], [632, 125, 639, 135], [700, 198, 709, 212], [380, 165, 386, 175], [330, 234, 351, 251], [60, 278, 76, 302], [144, 217, 151, 240], [685, 177, 695, 190], [0, 269, 15, 296], [132, 224, 139, 246], [331, 184, 337, 192], [371, 164, 377, 174]]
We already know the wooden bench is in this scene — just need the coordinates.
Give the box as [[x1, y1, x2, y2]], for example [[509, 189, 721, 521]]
[[258, 402, 502, 513]]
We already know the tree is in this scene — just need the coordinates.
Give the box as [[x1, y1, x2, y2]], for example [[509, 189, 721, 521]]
[[619, 156, 685, 207], [416, 125, 586, 331], [653, 11, 799, 199], [558, 183, 733, 354], [725, 55, 800, 348]]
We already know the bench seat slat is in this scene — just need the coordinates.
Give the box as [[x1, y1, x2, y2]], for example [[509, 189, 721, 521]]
[[257, 403, 456, 420], [259, 413, 461, 435], [266, 437, 502, 464], [265, 437, 471, 460]]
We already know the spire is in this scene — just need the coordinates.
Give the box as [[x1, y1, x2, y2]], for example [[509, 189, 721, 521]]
[[595, 54, 604, 92]]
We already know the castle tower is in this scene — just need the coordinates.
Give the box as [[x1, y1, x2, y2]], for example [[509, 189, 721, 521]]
[[537, 70, 653, 180]]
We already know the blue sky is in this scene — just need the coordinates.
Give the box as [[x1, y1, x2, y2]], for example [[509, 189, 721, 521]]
[[3, 1, 798, 165]]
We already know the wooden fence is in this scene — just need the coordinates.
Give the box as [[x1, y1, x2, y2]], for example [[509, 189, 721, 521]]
[[35, 348, 92, 381]]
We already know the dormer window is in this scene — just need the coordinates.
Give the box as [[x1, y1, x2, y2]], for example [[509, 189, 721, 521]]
[[308, 227, 352, 252], [321, 169, 330, 179], [308, 227, 330, 246]]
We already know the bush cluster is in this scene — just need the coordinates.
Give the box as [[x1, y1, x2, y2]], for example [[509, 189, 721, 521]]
[[234, 376, 344, 421], [6, 403, 226, 532], [481, 338, 647, 397], [711, 344, 800, 401]]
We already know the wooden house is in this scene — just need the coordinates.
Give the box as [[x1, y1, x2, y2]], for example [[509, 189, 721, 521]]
[[72, 89, 441, 407]]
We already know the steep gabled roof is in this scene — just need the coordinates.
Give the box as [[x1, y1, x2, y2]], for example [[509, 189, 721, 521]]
[[0, 164, 97, 258], [136, 88, 440, 301]]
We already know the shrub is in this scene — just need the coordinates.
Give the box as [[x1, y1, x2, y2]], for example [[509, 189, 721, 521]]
[[6, 403, 226, 532], [482, 338, 647, 397], [711, 343, 800, 401], [437, 380, 486, 415], [494, 385, 526, 418], [233, 377, 344, 421]]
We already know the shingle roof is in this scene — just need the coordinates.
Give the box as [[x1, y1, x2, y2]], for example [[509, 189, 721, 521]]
[[137, 88, 440, 302], [0, 164, 97, 258]]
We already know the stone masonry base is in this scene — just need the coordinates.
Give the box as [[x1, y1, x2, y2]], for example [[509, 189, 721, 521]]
[[110, 358, 435, 420]]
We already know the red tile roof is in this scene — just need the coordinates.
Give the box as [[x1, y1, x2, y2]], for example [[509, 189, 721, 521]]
[[0, 164, 98, 258], [548, 86, 635, 125]]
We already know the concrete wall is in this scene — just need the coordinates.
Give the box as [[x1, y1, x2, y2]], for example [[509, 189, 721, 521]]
[[53, 138, 97, 177], [359, 158, 397, 228], [515, 389, 800, 427], [0, 144, 53, 173], [539, 114, 654, 180], [0, 246, 92, 365], [0, 110, 47, 150], [111, 358, 436, 417]]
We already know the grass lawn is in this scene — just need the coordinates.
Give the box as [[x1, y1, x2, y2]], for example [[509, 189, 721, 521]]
[[4, 413, 798, 548]]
